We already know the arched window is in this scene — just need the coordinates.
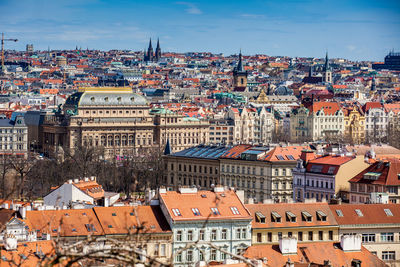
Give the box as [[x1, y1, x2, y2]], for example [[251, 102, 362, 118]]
[[122, 135, 127, 146]]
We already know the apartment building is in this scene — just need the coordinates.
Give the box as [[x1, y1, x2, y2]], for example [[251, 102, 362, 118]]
[[158, 187, 252, 266], [0, 113, 28, 158], [330, 203, 400, 266], [246, 202, 339, 245], [293, 153, 369, 202], [363, 102, 388, 143], [290, 102, 344, 142], [226, 106, 274, 145], [349, 159, 400, 204], [343, 104, 365, 144]]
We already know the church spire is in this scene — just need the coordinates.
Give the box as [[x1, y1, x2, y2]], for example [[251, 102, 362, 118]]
[[236, 49, 244, 72], [324, 51, 329, 72], [148, 38, 153, 50]]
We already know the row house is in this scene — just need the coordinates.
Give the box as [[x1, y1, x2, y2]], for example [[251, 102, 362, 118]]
[[349, 158, 400, 204], [363, 102, 389, 143], [158, 187, 252, 266], [292, 151, 369, 202], [290, 101, 345, 142], [342, 104, 365, 144], [246, 202, 339, 245], [330, 203, 400, 266], [163, 144, 308, 203], [226, 106, 274, 145]]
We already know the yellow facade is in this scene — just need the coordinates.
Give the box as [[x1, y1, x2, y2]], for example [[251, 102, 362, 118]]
[[344, 106, 365, 144]]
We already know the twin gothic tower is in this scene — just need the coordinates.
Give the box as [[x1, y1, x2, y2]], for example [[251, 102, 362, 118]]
[[144, 38, 161, 62]]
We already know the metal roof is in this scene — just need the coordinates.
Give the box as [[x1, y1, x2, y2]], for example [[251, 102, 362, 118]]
[[172, 145, 231, 160]]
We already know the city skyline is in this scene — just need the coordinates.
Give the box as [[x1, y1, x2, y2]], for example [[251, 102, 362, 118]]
[[1, 0, 400, 61]]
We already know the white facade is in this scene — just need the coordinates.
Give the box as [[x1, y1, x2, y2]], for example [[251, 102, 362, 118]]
[[43, 183, 94, 207]]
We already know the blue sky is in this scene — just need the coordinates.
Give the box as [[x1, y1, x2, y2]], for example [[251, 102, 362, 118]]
[[1, 0, 399, 61]]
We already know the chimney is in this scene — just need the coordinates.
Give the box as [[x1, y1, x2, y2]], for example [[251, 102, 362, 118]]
[[213, 185, 225, 193], [341, 234, 362, 252], [73, 178, 79, 183], [300, 149, 315, 163], [4, 234, 17, 251], [67, 179, 73, 184], [159, 187, 167, 194], [178, 186, 198, 194], [279, 237, 297, 255], [84, 177, 89, 182]]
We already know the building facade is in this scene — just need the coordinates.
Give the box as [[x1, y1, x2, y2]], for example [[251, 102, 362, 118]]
[[0, 113, 28, 158], [158, 187, 252, 267]]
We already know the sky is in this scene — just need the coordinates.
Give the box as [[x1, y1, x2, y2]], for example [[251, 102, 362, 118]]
[[1, 0, 400, 61]]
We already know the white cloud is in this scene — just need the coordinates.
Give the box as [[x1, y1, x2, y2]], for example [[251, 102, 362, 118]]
[[176, 2, 202, 15], [346, 45, 356, 51]]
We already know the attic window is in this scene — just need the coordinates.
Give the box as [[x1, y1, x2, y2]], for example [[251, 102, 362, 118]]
[[201, 194, 207, 198], [192, 208, 201, 216], [130, 97, 135, 102], [108, 225, 113, 228], [52, 229, 58, 232], [287, 155, 295, 160], [117, 97, 122, 102], [85, 224, 96, 232], [72, 228, 77, 232], [255, 212, 266, 223], [231, 206, 240, 215], [271, 211, 281, 222], [150, 225, 156, 229], [355, 209, 364, 217], [130, 212, 134, 216], [112, 213, 116, 216], [286, 211, 296, 222], [384, 209, 393, 216], [336, 209, 344, 217], [90, 96, 95, 102], [211, 207, 220, 215], [172, 208, 182, 216], [104, 97, 109, 102], [276, 155, 285, 160], [301, 211, 312, 222], [82, 212, 87, 216], [316, 210, 327, 221]]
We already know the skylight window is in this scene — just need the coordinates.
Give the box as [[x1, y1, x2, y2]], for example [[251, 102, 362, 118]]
[[384, 209, 393, 216], [276, 155, 285, 160], [211, 207, 220, 215], [112, 213, 116, 216], [231, 207, 240, 215], [85, 224, 96, 232], [355, 209, 364, 217], [336, 210, 344, 217], [192, 208, 201, 216], [172, 208, 182, 217], [286, 155, 295, 160]]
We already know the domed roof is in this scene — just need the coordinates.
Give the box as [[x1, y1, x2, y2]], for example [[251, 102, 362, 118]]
[[65, 88, 149, 107]]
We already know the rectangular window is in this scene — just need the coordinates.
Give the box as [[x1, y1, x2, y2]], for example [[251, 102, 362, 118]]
[[382, 251, 395, 260], [176, 253, 182, 262], [211, 207, 220, 215], [257, 233, 262, 242], [362, 233, 375, 243], [329, 231, 333, 240], [381, 233, 394, 242], [176, 231, 182, 241], [241, 228, 247, 239], [191, 208, 201, 216], [230, 206, 240, 215], [319, 231, 323, 240], [236, 229, 241, 239], [187, 230, 193, 241], [278, 232, 282, 240], [308, 231, 313, 241], [298, 231, 303, 241], [268, 232, 272, 242], [211, 229, 217, 240], [186, 250, 193, 262], [199, 230, 205, 241], [210, 249, 217, 261], [222, 229, 227, 240]]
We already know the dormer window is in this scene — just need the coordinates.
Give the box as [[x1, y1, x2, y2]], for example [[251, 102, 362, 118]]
[[286, 211, 296, 222], [271, 211, 281, 223], [316, 210, 327, 221], [302, 211, 312, 222], [172, 208, 182, 216], [255, 212, 266, 223], [384, 209, 393, 216]]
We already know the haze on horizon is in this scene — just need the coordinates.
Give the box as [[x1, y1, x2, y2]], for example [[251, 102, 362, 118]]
[[1, 0, 399, 61]]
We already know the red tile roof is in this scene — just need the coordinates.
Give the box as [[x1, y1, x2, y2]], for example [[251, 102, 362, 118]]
[[329, 203, 400, 225], [244, 242, 387, 267], [309, 102, 341, 115], [246, 202, 337, 228], [159, 189, 251, 222], [348, 159, 400, 186]]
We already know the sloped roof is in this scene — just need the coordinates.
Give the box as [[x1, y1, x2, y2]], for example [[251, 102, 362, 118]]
[[348, 159, 400, 186], [246, 202, 337, 229], [329, 203, 400, 225], [244, 242, 387, 267], [93, 206, 171, 235], [159, 189, 251, 222]]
